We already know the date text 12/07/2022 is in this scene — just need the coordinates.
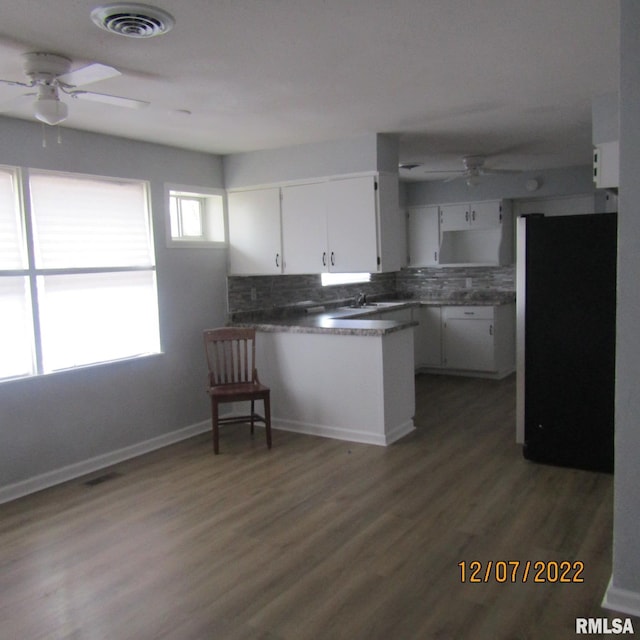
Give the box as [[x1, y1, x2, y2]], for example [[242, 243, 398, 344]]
[[458, 560, 584, 583]]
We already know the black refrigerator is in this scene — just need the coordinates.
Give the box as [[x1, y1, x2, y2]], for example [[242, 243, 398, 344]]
[[517, 213, 616, 473]]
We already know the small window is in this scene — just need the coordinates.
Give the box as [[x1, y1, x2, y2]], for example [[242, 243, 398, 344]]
[[166, 185, 226, 247], [321, 273, 371, 286]]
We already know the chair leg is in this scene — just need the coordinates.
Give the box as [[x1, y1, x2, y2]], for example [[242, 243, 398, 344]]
[[250, 399, 255, 435], [264, 392, 272, 450], [211, 397, 219, 454]]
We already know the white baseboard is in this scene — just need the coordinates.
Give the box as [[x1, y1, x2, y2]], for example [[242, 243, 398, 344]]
[[385, 419, 416, 445], [602, 577, 640, 617], [0, 420, 211, 505], [416, 366, 515, 380], [1, 413, 415, 505], [273, 417, 415, 447]]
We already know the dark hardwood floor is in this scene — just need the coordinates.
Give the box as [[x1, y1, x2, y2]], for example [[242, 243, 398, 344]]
[[0, 374, 633, 639]]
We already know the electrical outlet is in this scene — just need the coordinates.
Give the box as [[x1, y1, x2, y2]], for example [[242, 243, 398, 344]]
[[250, 287, 257, 301]]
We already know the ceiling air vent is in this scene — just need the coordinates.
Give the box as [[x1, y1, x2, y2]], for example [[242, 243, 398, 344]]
[[91, 3, 175, 38]]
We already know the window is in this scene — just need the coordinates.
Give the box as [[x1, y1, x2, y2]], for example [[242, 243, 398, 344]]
[[166, 185, 225, 246], [321, 273, 371, 286], [0, 167, 160, 381]]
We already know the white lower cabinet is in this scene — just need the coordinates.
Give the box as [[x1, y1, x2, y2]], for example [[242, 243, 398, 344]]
[[442, 306, 495, 371], [366, 307, 413, 323], [414, 306, 442, 368], [415, 303, 515, 378]]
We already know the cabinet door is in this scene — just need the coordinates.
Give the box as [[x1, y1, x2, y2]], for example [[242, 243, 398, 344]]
[[593, 141, 619, 189], [442, 307, 495, 371], [228, 188, 282, 275], [415, 306, 442, 368], [281, 182, 328, 274], [407, 206, 439, 266], [470, 200, 502, 229], [326, 176, 379, 273], [439, 203, 470, 231]]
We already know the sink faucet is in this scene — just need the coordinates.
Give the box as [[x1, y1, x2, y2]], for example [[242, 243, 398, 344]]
[[355, 292, 367, 307]]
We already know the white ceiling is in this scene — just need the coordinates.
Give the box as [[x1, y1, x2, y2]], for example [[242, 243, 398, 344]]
[[0, 1, 619, 179]]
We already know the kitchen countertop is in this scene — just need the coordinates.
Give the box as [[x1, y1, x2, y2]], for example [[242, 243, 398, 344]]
[[232, 293, 515, 336], [235, 303, 416, 336]]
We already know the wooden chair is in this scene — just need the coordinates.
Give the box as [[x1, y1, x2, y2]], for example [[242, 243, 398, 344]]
[[203, 327, 272, 454]]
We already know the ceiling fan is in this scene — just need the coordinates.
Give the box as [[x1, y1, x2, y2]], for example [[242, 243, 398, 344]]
[[0, 51, 149, 126], [400, 155, 521, 186]]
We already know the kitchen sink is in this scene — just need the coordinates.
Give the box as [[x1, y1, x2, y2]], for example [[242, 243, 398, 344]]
[[338, 301, 405, 311]]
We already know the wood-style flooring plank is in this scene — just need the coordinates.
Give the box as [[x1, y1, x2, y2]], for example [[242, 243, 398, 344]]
[[0, 373, 636, 639]]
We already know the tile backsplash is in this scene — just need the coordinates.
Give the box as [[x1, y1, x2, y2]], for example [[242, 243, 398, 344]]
[[396, 266, 515, 300], [227, 266, 515, 318], [227, 272, 397, 317]]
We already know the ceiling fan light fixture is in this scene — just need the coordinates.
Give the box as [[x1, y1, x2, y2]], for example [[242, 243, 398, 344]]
[[33, 84, 68, 125], [91, 3, 175, 38], [34, 97, 68, 125], [466, 174, 481, 187]]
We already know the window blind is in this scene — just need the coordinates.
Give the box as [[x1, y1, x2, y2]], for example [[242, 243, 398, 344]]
[[0, 167, 25, 270], [0, 276, 34, 378], [29, 172, 154, 269]]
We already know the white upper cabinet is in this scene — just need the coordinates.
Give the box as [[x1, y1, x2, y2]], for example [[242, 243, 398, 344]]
[[439, 203, 470, 232], [228, 173, 402, 276], [407, 205, 440, 267], [439, 199, 513, 266], [228, 188, 283, 275], [469, 200, 504, 229], [439, 200, 504, 231], [326, 176, 379, 273], [280, 181, 328, 274], [406, 199, 513, 267], [281, 174, 400, 274]]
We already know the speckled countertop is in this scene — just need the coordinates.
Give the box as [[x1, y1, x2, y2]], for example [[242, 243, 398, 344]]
[[231, 292, 515, 336]]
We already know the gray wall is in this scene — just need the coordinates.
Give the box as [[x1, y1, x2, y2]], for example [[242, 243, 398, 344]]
[[404, 165, 596, 207], [223, 133, 397, 188], [0, 116, 228, 495], [610, 0, 640, 608]]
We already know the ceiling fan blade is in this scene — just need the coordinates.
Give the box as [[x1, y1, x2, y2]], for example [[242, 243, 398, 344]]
[[58, 62, 120, 87], [0, 77, 30, 88], [420, 169, 466, 175], [480, 168, 522, 175], [0, 91, 33, 112], [70, 90, 149, 109]]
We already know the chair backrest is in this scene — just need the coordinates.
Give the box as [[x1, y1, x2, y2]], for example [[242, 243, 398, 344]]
[[204, 327, 259, 387]]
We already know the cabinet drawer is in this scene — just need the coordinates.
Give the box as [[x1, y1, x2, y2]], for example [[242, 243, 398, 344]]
[[443, 305, 494, 320]]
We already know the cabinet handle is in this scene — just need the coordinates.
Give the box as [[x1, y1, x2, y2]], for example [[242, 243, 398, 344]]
[[322, 252, 327, 266], [331, 251, 335, 266], [275, 253, 280, 268], [465, 210, 469, 222], [489, 324, 493, 336], [471, 210, 476, 221], [434, 251, 438, 262], [464, 311, 475, 316]]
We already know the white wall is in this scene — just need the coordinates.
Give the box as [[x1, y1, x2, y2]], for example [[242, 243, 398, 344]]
[[0, 116, 228, 500], [604, 0, 640, 617]]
